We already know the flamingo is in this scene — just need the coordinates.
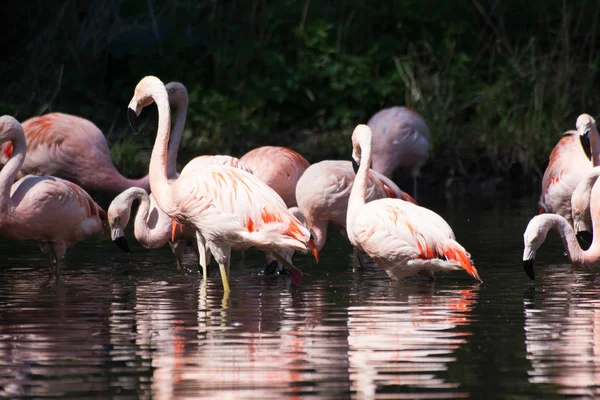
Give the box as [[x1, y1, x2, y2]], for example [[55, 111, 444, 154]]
[[367, 106, 430, 198], [109, 81, 253, 272], [239, 146, 310, 207], [523, 174, 600, 280], [126, 76, 318, 291], [345, 124, 481, 282], [295, 159, 416, 253], [0, 115, 108, 277], [570, 166, 600, 242]]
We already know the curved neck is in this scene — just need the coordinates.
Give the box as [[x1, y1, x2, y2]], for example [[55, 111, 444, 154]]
[[347, 144, 372, 225], [167, 96, 188, 179], [148, 86, 175, 215], [132, 190, 151, 235], [310, 220, 329, 251], [0, 129, 26, 220], [543, 214, 600, 265]]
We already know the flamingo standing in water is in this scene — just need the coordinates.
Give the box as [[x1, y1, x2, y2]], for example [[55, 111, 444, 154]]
[[346, 124, 481, 282], [523, 174, 600, 280], [0, 113, 150, 193], [108, 82, 252, 272], [295, 159, 416, 254], [367, 106, 430, 198], [0, 116, 107, 277], [127, 76, 317, 291], [239, 146, 310, 207]]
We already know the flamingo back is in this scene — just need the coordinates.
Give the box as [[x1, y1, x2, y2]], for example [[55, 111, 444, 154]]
[[240, 146, 310, 207], [540, 132, 592, 223]]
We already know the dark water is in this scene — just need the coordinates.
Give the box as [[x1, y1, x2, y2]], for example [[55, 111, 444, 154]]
[[0, 195, 595, 399]]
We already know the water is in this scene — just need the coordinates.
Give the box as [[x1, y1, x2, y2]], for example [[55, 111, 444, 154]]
[[0, 195, 593, 399]]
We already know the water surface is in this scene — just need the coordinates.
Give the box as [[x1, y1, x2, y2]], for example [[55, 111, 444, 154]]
[[0, 196, 593, 399]]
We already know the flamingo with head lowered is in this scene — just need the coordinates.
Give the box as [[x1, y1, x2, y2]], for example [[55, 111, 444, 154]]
[[126, 76, 317, 291], [0, 115, 108, 277], [346, 124, 481, 282]]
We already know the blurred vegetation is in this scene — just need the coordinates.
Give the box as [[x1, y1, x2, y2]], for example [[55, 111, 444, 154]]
[[3, 0, 600, 193]]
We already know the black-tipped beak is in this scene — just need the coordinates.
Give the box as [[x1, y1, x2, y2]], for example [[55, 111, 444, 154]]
[[352, 159, 360, 174], [523, 259, 535, 280], [576, 230, 593, 250], [127, 107, 139, 133], [580, 132, 592, 160], [113, 236, 130, 253]]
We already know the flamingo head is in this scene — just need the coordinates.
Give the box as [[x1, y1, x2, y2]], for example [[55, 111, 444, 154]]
[[522, 215, 552, 280], [107, 199, 132, 253], [0, 116, 23, 145], [128, 76, 167, 133], [351, 124, 373, 171], [576, 113, 596, 160], [165, 81, 189, 111]]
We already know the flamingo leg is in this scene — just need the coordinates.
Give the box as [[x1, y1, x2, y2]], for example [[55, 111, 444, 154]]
[[196, 232, 209, 278], [219, 262, 230, 292]]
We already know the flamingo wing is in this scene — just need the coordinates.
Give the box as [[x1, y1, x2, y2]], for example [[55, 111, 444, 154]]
[[175, 166, 309, 243]]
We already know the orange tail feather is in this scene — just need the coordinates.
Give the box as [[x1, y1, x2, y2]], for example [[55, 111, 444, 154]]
[[445, 243, 481, 282]]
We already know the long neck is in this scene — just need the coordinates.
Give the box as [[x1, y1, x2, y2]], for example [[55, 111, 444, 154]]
[[0, 131, 26, 219], [148, 87, 175, 215], [541, 215, 586, 263], [347, 146, 372, 226], [132, 189, 151, 236], [166, 97, 187, 179], [310, 220, 329, 251], [100, 171, 150, 193]]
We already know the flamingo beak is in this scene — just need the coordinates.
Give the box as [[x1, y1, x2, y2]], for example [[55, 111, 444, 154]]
[[128, 107, 139, 133], [308, 239, 319, 263], [171, 220, 184, 242], [523, 259, 535, 280], [113, 236, 130, 253], [580, 131, 592, 160], [352, 159, 360, 174]]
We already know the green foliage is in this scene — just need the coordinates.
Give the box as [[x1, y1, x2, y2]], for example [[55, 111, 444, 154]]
[[4, 0, 600, 186]]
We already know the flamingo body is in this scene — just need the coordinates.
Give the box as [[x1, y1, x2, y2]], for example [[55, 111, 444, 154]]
[[539, 132, 592, 225], [346, 124, 480, 282], [0, 116, 106, 276], [239, 146, 310, 207], [0, 113, 149, 193], [367, 106, 430, 196]]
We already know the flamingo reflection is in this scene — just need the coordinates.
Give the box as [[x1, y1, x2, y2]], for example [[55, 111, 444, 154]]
[[347, 282, 479, 399], [524, 266, 600, 397]]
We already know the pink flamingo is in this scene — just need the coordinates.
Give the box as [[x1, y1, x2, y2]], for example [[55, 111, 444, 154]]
[[127, 76, 318, 291], [523, 173, 600, 280], [0, 115, 108, 277], [108, 156, 252, 272], [539, 114, 600, 244], [367, 106, 430, 198], [239, 146, 310, 207], [346, 124, 481, 282], [295, 159, 416, 253]]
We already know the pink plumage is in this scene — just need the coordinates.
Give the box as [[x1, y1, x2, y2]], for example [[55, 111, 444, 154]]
[[239, 146, 310, 207], [0, 115, 107, 277], [0, 113, 150, 193], [367, 106, 430, 197], [295, 160, 415, 252], [128, 76, 318, 291], [346, 124, 481, 282]]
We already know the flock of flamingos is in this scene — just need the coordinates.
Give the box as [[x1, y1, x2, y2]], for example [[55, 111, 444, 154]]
[[0, 75, 597, 289]]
